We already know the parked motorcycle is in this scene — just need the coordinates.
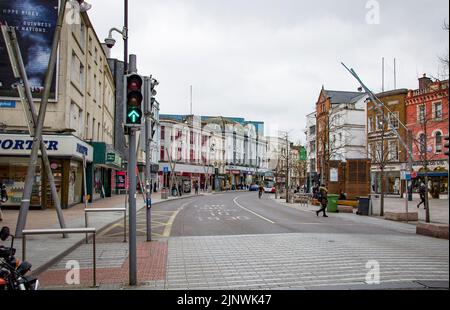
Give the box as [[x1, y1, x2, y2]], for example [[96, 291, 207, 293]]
[[0, 227, 39, 290]]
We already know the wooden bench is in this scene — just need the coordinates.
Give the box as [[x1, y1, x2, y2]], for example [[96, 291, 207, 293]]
[[338, 200, 359, 208]]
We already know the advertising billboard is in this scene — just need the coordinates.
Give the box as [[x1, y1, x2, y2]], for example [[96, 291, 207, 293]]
[[0, 0, 59, 100]]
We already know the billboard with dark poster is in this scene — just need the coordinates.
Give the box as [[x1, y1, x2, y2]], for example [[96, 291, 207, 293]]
[[0, 0, 59, 100]]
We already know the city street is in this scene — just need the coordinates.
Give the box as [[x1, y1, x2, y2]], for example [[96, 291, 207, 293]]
[[38, 192, 449, 290]]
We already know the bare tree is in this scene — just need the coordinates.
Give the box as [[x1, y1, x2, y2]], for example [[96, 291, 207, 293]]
[[439, 21, 449, 76], [369, 113, 392, 217]]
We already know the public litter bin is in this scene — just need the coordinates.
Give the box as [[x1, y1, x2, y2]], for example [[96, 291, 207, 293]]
[[357, 197, 370, 216], [327, 194, 339, 213], [161, 189, 168, 200]]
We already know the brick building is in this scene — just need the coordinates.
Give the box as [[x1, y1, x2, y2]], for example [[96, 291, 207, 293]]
[[405, 75, 449, 195], [367, 89, 409, 196]]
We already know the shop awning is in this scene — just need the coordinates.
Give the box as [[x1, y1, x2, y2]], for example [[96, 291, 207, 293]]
[[91, 142, 123, 170], [417, 172, 449, 178]]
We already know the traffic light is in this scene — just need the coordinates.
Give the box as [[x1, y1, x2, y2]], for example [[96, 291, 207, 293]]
[[125, 74, 143, 127], [444, 135, 450, 156]]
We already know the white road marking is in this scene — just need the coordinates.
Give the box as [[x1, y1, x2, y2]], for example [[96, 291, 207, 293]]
[[233, 196, 276, 224]]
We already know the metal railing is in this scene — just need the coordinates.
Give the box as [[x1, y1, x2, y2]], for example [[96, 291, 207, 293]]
[[295, 193, 314, 206], [21, 228, 97, 287], [84, 208, 127, 243]]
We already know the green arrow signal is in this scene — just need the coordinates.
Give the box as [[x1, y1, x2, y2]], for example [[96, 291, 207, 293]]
[[128, 110, 140, 122], [127, 108, 142, 124]]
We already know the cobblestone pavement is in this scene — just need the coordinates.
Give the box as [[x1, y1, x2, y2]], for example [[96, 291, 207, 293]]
[[157, 233, 448, 290], [39, 192, 449, 290]]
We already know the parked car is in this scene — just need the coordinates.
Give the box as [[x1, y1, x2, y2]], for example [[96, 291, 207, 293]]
[[249, 184, 259, 191]]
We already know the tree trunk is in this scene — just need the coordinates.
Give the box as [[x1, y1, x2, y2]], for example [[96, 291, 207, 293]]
[[380, 167, 385, 217], [424, 170, 431, 223]]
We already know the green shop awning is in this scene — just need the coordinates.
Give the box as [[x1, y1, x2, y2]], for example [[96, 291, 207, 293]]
[[91, 142, 123, 170]]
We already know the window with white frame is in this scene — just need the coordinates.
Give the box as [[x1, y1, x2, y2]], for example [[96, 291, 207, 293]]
[[417, 105, 426, 123], [389, 112, 399, 129], [376, 114, 384, 131], [433, 102, 443, 120], [419, 133, 426, 154], [435, 131, 443, 153], [376, 141, 383, 160], [368, 117, 374, 133], [388, 140, 399, 161]]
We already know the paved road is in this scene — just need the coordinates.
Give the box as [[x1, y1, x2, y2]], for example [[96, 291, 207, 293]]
[[40, 192, 449, 290], [168, 192, 415, 237]]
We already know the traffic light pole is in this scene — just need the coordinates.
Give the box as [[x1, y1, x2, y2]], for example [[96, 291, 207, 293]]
[[127, 54, 138, 286], [128, 127, 137, 286]]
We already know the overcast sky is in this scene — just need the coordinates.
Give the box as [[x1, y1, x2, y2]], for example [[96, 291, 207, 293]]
[[88, 0, 449, 142]]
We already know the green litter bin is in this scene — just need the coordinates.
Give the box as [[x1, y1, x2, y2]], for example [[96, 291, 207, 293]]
[[327, 194, 339, 213]]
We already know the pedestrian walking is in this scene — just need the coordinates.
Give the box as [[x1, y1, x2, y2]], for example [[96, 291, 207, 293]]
[[417, 182, 427, 209], [258, 184, 264, 199], [0, 183, 8, 221], [194, 182, 199, 195], [316, 185, 329, 217], [178, 184, 183, 197]]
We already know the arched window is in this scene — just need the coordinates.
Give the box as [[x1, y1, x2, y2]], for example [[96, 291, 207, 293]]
[[435, 132, 443, 153]]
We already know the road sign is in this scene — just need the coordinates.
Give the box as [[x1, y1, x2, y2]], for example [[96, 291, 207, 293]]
[[163, 167, 169, 173]]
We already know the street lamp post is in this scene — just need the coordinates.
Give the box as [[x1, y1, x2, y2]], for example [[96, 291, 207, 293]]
[[104, 0, 136, 286]]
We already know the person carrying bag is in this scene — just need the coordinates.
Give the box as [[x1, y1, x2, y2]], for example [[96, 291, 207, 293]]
[[316, 185, 329, 218]]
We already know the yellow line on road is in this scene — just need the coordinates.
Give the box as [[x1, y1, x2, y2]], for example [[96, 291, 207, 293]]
[[162, 210, 180, 237]]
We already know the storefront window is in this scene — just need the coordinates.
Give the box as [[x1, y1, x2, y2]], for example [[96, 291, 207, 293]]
[[45, 160, 63, 209], [68, 161, 83, 205], [93, 167, 104, 200], [0, 157, 42, 207]]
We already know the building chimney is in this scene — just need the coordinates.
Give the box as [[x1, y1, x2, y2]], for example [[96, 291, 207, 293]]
[[418, 73, 432, 90]]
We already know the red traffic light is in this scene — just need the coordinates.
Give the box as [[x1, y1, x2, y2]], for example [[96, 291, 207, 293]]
[[127, 74, 143, 92]]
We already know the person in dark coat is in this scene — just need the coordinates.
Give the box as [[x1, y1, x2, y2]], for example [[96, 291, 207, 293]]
[[316, 186, 329, 217], [417, 182, 427, 209], [194, 182, 199, 195], [0, 183, 8, 221]]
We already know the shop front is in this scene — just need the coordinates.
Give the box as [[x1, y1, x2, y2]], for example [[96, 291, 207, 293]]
[[371, 164, 403, 196], [90, 143, 123, 201], [158, 163, 213, 192], [0, 133, 93, 209], [412, 160, 449, 197]]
